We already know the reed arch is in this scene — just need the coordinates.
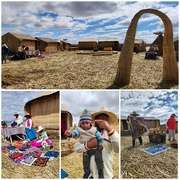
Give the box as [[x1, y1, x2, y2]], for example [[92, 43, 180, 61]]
[[114, 9, 178, 85]]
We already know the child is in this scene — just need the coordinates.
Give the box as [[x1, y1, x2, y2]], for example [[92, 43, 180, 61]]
[[30, 126, 53, 149], [64, 109, 104, 179]]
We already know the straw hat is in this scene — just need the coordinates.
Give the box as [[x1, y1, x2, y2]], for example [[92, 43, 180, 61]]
[[14, 112, 19, 116], [130, 111, 139, 117], [24, 112, 31, 117], [37, 126, 44, 132], [91, 107, 118, 125]]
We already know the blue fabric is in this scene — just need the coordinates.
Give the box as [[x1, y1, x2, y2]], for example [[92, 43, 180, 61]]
[[25, 127, 37, 141], [141, 145, 170, 155], [11, 121, 17, 127], [61, 168, 68, 178], [44, 151, 59, 157]]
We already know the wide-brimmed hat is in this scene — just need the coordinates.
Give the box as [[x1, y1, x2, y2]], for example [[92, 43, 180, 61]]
[[130, 111, 139, 116], [91, 107, 118, 125], [14, 112, 19, 116], [37, 126, 44, 132], [24, 112, 31, 117]]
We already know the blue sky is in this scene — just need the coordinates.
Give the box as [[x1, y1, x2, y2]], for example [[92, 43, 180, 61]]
[[1, 91, 47, 126], [61, 90, 119, 125], [121, 90, 178, 124], [1, 1, 179, 44]]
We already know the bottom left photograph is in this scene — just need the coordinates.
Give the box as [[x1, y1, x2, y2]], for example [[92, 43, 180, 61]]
[[1, 90, 60, 179]]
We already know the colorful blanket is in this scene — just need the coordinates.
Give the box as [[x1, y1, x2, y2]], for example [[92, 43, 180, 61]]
[[2, 140, 58, 167], [141, 145, 171, 155]]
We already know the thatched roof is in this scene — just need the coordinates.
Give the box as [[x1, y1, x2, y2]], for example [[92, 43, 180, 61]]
[[121, 116, 159, 121], [134, 39, 146, 45], [4, 32, 37, 41], [98, 38, 119, 42], [174, 36, 178, 42], [79, 38, 97, 42], [30, 91, 59, 102], [35, 37, 60, 43]]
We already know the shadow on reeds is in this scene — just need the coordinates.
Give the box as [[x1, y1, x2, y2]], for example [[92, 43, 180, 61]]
[[107, 80, 178, 89], [155, 80, 178, 89], [107, 82, 127, 89]]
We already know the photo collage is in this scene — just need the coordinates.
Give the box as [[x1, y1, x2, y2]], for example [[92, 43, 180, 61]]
[[1, 1, 178, 179]]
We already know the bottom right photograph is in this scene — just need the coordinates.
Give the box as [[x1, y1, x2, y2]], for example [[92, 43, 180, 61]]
[[120, 90, 178, 179]]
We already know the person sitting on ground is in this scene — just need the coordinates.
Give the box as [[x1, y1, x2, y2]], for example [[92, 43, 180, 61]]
[[30, 126, 53, 149], [64, 109, 104, 179]]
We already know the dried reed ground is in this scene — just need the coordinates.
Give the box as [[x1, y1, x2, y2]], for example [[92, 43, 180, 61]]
[[1, 130, 59, 179], [2, 51, 178, 89], [121, 134, 178, 179]]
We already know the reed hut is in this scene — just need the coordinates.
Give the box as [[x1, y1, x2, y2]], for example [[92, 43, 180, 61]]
[[24, 91, 59, 129], [98, 38, 120, 51], [78, 39, 98, 50], [2, 32, 37, 54], [35, 37, 60, 53], [121, 116, 160, 136], [174, 36, 179, 61], [134, 39, 147, 52], [148, 32, 164, 55], [60, 40, 71, 50]]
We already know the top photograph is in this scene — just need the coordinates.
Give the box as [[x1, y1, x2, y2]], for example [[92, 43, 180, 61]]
[[1, 1, 179, 89]]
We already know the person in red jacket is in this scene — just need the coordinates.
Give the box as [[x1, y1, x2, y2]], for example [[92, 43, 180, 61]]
[[166, 114, 176, 141]]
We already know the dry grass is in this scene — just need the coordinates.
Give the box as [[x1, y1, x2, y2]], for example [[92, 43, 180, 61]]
[[1, 130, 59, 179], [121, 134, 178, 179], [2, 51, 178, 89]]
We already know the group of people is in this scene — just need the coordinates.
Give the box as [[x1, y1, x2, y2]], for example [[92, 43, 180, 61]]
[[7, 112, 52, 149], [64, 107, 119, 179]]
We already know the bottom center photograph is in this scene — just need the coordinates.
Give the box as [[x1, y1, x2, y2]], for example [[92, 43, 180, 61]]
[[60, 90, 120, 179]]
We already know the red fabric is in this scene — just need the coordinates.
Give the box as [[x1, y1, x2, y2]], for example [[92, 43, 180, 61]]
[[61, 118, 67, 132], [166, 117, 176, 130]]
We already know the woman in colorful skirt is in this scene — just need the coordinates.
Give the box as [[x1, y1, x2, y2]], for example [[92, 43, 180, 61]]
[[24, 113, 37, 141]]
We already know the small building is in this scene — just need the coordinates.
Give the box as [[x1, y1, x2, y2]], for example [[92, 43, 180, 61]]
[[78, 39, 98, 50], [35, 37, 60, 53], [148, 32, 164, 55], [121, 116, 160, 136], [2, 32, 38, 54], [134, 39, 147, 52], [24, 91, 59, 129], [98, 38, 120, 51], [60, 40, 71, 50], [174, 36, 179, 62]]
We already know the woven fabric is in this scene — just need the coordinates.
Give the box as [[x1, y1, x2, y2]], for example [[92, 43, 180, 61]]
[[32, 157, 49, 167], [141, 145, 170, 155]]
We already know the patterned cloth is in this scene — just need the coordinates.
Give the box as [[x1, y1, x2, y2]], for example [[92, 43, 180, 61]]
[[32, 157, 49, 167], [128, 116, 148, 139], [141, 145, 170, 155], [2, 139, 58, 167]]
